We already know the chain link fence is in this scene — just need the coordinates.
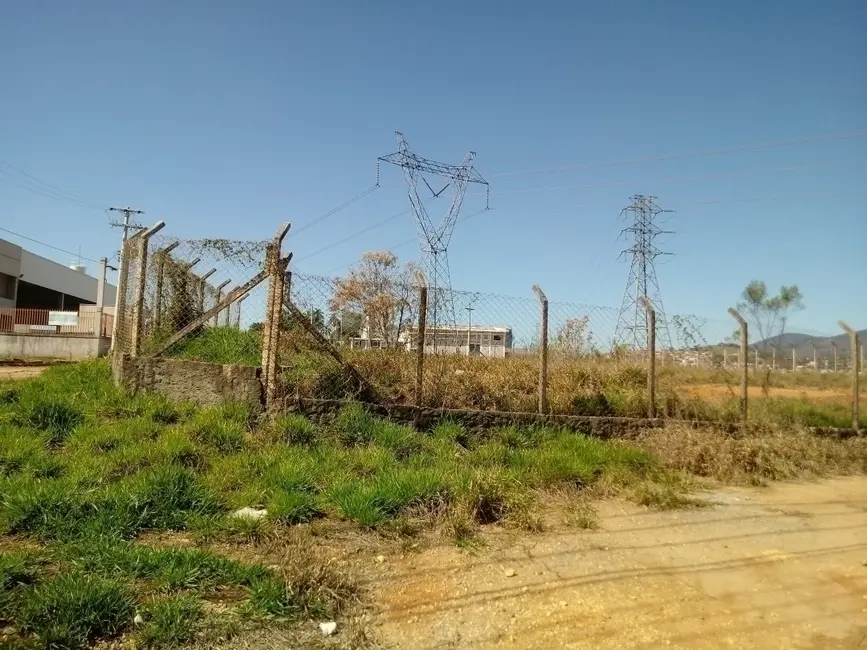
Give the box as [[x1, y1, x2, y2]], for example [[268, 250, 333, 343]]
[[114, 228, 271, 364], [113, 229, 862, 427]]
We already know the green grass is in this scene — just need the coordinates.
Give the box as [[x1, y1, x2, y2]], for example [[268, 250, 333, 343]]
[[3, 359, 862, 648], [139, 595, 203, 648], [18, 571, 135, 649]]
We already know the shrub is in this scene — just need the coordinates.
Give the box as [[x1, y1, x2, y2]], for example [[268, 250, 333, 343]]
[[18, 572, 135, 649]]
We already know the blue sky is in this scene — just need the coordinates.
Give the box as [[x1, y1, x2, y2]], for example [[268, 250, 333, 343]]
[[1, 0, 865, 339]]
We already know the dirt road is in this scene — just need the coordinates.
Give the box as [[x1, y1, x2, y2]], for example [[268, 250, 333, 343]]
[[372, 478, 867, 649]]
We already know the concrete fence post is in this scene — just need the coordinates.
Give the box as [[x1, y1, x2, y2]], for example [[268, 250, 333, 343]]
[[197, 268, 216, 313], [110, 238, 135, 355], [831, 340, 837, 373], [260, 223, 291, 410], [791, 344, 796, 372], [153, 241, 180, 331], [212, 280, 230, 327], [130, 221, 166, 356], [415, 271, 428, 410], [236, 294, 247, 329], [771, 344, 777, 371], [638, 296, 656, 419], [532, 285, 549, 415], [728, 307, 748, 423], [838, 321, 860, 431]]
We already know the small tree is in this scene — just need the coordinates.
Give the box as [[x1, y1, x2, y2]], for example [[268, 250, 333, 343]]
[[330, 252, 418, 348], [736, 281, 804, 348], [553, 316, 589, 356]]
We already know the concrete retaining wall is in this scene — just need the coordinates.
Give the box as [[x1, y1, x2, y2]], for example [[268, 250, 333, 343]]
[[0, 333, 110, 360], [113, 354, 262, 409]]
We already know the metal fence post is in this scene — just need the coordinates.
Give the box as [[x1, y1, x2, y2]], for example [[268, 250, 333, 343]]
[[130, 221, 166, 356], [639, 296, 656, 419], [532, 285, 549, 415], [415, 272, 428, 409], [838, 321, 860, 431], [728, 308, 748, 423]]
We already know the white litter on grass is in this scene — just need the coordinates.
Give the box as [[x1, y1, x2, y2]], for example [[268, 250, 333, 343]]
[[319, 621, 337, 636], [231, 507, 268, 520], [133, 613, 144, 626]]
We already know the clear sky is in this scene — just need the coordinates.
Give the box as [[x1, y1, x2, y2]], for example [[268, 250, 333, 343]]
[[2, 0, 865, 339]]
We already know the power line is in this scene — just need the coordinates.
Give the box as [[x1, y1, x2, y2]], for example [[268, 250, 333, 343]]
[[0, 226, 103, 265], [478, 161, 865, 197], [0, 161, 107, 209], [291, 184, 380, 236], [488, 129, 867, 179]]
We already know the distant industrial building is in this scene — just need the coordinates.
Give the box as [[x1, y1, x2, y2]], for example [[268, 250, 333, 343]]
[[350, 323, 513, 358], [0, 238, 117, 311]]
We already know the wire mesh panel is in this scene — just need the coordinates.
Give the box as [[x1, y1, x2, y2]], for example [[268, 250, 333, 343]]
[[134, 235, 270, 363]]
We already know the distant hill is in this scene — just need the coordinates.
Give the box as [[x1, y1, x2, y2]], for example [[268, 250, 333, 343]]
[[751, 330, 866, 355]]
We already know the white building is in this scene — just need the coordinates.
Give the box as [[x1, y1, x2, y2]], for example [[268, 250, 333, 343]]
[[0, 238, 116, 329], [347, 315, 513, 358]]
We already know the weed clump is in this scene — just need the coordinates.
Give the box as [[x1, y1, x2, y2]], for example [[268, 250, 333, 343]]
[[138, 595, 203, 648], [18, 571, 135, 649], [20, 400, 83, 446]]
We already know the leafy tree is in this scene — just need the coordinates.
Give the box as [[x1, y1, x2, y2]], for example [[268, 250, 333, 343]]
[[736, 281, 804, 347], [330, 252, 418, 348], [327, 310, 363, 342], [553, 316, 590, 356]]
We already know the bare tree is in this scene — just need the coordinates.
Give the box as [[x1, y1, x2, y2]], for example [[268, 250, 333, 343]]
[[330, 252, 418, 348], [553, 316, 590, 356]]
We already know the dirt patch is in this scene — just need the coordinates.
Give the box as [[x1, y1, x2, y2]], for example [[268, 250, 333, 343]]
[[0, 366, 47, 381], [681, 383, 858, 405], [369, 477, 867, 649]]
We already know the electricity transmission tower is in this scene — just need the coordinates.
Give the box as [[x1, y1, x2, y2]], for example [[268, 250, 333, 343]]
[[378, 132, 488, 344], [614, 195, 673, 350]]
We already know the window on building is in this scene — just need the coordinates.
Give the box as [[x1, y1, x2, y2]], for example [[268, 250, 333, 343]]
[[493, 334, 502, 342]]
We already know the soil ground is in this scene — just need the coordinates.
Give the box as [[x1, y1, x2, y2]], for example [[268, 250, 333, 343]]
[[681, 383, 862, 405], [369, 477, 867, 649], [0, 366, 48, 381]]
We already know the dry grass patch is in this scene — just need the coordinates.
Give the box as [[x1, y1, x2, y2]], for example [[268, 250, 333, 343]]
[[637, 423, 867, 485]]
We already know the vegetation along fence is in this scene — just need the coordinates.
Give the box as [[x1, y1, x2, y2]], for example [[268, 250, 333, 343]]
[[112, 223, 864, 431]]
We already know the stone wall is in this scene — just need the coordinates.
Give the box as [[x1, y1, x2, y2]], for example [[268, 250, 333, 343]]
[[274, 396, 696, 439], [113, 354, 262, 409]]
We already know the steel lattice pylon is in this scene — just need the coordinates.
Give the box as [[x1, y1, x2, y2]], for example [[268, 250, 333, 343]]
[[378, 132, 488, 347], [614, 195, 674, 350]]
